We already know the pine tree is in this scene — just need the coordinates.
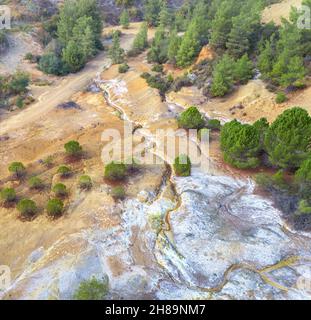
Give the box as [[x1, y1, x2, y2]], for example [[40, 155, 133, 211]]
[[120, 9, 130, 29], [226, 14, 250, 58], [176, 20, 200, 67], [258, 37, 275, 79], [167, 29, 181, 65], [233, 54, 254, 84], [147, 25, 168, 64], [132, 22, 148, 53], [210, 54, 235, 97], [159, 1, 170, 27], [144, 0, 162, 27], [62, 40, 86, 72], [109, 31, 125, 64]]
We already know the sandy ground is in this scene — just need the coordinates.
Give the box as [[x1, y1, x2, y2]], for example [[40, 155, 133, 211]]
[[262, 0, 303, 25]]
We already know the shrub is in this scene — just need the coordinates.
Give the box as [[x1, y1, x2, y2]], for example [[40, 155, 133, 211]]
[[24, 52, 34, 61], [8, 162, 26, 178], [297, 200, 311, 215], [9, 72, 30, 95], [42, 155, 54, 168], [17, 199, 37, 219], [275, 92, 287, 104], [39, 52, 67, 76], [207, 119, 221, 130], [46, 198, 64, 218], [0, 188, 16, 203], [151, 64, 163, 73], [120, 9, 130, 29], [111, 186, 125, 200], [79, 175, 92, 190], [264, 107, 311, 170], [73, 277, 109, 300], [104, 162, 127, 181], [57, 165, 72, 178], [295, 158, 311, 199], [16, 96, 24, 109], [64, 140, 82, 157], [220, 120, 261, 169], [118, 63, 130, 73], [173, 154, 191, 177], [52, 183, 68, 197], [28, 176, 44, 190], [178, 106, 205, 129]]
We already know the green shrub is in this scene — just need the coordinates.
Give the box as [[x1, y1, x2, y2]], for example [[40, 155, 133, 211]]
[[8, 162, 26, 178], [297, 200, 311, 215], [17, 199, 37, 219], [275, 92, 287, 104], [151, 64, 163, 73], [64, 140, 82, 157], [52, 183, 68, 197], [118, 63, 130, 73], [0, 188, 16, 203], [111, 186, 125, 200], [46, 198, 64, 218], [9, 72, 30, 95], [207, 119, 221, 130], [178, 106, 205, 129], [73, 277, 109, 300], [104, 162, 127, 181], [173, 155, 191, 177], [39, 52, 67, 76], [264, 107, 311, 170], [57, 165, 72, 178], [220, 120, 261, 169], [24, 52, 34, 61], [42, 155, 54, 168], [16, 96, 24, 109], [79, 175, 92, 190], [28, 176, 44, 190]]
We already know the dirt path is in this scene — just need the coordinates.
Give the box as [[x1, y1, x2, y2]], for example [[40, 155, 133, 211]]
[[0, 24, 140, 136]]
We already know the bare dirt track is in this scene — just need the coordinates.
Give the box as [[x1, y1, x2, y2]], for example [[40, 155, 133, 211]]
[[262, 0, 303, 25]]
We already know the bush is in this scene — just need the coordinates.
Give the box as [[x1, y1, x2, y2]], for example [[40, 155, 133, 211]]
[[79, 175, 92, 190], [173, 155, 191, 177], [118, 63, 130, 73], [151, 64, 163, 73], [39, 52, 67, 76], [104, 162, 127, 181], [220, 120, 261, 169], [0, 188, 16, 203], [24, 52, 34, 61], [264, 107, 311, 170], [46, 198, 64, 218], [8, 162, 26, 178], [73, 277, 109, 300], [52, 183, 68, 197], [9, 72, 30, 95], [42, 155, 54, 168], [275, 92, 287, 104], [17, 199, 37, 219], [178, 106, 205, 129], [16, 96, 24, 109], [207, 119, 221, 130], [111, 186, 125, 200], [57, 165, 72, 178], [64, 140, 82, 157], [28, 176, 44, 190]]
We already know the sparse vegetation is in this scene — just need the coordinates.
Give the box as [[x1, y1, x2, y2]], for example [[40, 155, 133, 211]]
[[178, 106, 205, 130], [79, 175, 93, 190], [111, 186, 125, 200], [73, 276, 109, 300], [17, 199, 37, 219], [0, 188, 16, 204], [104, 162, 127, 181], [8, 162, 26, 179], [173, 155, 191, 177], [57, 165, 72, 178], [52, 183, 68, 198], [28, 176, 44, 190], [64, 140, 83, 158], [275, 92, 287, 104], [46, 199, 64, 218]]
